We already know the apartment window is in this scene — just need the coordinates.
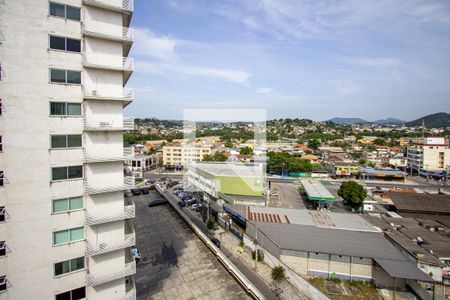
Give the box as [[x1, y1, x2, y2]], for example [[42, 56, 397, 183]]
[[0, 171, 3, 187], [49, 2, 81, 21], [54, 257, 84, 276], [50, 102, 82, 116], [50, 69, 81, 84], [0, 276, 6, 292], [53, 227, 84, 245], [51, 135, 82, 148], [0, 136, 2, 152], [49, 35, 81, 53], [0, 206, 4, 222], [55, 287, 86, 300], [51, 166, 83, 181], [52, 196, 83, 213], [0, 241, 5, 256], [0, 99, 2, 115]]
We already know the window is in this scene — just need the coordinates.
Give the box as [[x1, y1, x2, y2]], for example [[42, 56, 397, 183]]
[[51, 166, 83, 181], [52, 196, 83, 213], [0, 206, 4, 222], [50, 102, 82, 116], [0, 276, 6, 292], [49, 2, 81, 21], [53, 227, 84, 245], [0, 136, 2, 152], [0, 98, 2, 115], [0, 171, 3, 187], [51, 135, 82, 149], [0, 241, 5, 256], [54, 257, 84, 276], [49, 36, 81, 53], [55, 287, 86, 300], [50, 69, 81, 84]]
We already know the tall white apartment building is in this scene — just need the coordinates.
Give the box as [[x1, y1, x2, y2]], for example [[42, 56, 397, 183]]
[[407, 137, 450, 177], [0, 0, 136, 299]]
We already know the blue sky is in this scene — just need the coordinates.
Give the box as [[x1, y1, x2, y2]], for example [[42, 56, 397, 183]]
[[126, 0, 450, 121]]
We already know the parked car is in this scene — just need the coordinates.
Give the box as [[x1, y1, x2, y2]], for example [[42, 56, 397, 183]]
[[131, 246, 141, 262], [124, 190, 133, 197], [190, 203, 199, 210], [270, 191, 278, 196], [181, 196, 193, 201], [148, 198, 167, 207], [177, 201, 186, 207], [131, 188, 141, 196], [141, 187, 150, 194], [195, 204, 203, 212], [210, 237, 221, 248], [185, 199, 196, 205]]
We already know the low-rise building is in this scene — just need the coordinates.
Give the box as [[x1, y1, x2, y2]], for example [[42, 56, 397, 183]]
[[162, 144, 212, 168], [407, 137, 450, 178]]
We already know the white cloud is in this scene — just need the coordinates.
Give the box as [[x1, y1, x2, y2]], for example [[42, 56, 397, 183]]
[[133, 28, 177, 61], [255, 87, 273, 94], [329, 80, 361, 95], [348, 57, 401, 67]]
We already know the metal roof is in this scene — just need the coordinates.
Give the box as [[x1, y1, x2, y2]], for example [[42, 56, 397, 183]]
[[388, 193, 450, 214], [374, 258, 434, 282], [190, 162, 265, 177], [300, 179, 336, 201]]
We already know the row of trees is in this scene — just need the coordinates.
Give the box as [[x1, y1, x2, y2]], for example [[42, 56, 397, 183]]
[[267, 152, 314, 173]]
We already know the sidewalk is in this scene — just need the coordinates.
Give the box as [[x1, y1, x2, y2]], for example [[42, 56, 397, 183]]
[[214, 231, 310, 300]]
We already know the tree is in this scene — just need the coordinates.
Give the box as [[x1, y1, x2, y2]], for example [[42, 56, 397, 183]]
[[373, 138, 386, 146], [308, 139, 321, 150], [358, 158, 367, 165], [224, 140, 233, 148], [239, 146, 253, 155], [337, 181, 367, 209], [271, 266, 286, 282], [203, 151, 228, 162]]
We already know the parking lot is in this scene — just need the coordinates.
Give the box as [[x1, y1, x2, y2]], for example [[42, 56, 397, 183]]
[[131, 191, 249, 300]]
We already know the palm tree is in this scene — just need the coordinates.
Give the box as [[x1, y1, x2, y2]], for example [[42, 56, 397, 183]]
[[271, 266, 285, 282]]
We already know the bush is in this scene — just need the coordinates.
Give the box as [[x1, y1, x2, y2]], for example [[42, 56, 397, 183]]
[[271, 266, 285, 282], [252, 249, 264, 262], [239, 240, 244, 248], [207, 219, 215, 230]]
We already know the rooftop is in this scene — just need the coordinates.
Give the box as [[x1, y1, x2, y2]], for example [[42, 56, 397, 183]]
[[300, 179, 336, 201], [190, 161, 265, 177], [388, 193, 450, 215]]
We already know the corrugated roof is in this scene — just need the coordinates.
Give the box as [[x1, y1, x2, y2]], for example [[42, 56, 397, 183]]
[[388, 193, 450, 214], [374, 258, 434, 282], [301, 179, 336, 201]]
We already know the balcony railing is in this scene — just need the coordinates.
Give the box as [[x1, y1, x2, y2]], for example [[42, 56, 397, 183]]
[[87, 261, 136, 287], [86, 232, 135, 256], [84, 175, 134, 195], [84, 117, 135, 131], [83, 88, 134, 103], [82, 53, 134, 72], [83, 0, 134, 13], [82, 22, 133, 43], [85, 201, 135, 226], [84, 147, 134, 163]]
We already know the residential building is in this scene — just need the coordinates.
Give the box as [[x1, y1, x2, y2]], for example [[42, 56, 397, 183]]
[[407, 137, 450, 177], [162, 144, 212, 168], [0, 1, 136, 299]]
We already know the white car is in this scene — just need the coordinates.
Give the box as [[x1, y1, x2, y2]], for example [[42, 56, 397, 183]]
[[190, 204, 199, 210]]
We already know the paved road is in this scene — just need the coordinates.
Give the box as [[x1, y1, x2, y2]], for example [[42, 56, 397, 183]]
[[132, 192, 248, 300]]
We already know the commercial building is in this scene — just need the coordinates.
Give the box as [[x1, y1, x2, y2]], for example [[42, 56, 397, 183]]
[[300, 179, 335, 209], [407, 137, 450, 178], [245, 208, 435, 291], [162, 144, 212, 169], [0, 1, 136, 299], [187, 162, 266, 205]]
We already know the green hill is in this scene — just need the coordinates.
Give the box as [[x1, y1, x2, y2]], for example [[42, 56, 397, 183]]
[[406, 112, 450, 128]]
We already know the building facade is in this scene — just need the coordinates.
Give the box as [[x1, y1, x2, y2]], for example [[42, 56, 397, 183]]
[[407, 137, 450, 177], [162, 144, 212, 168], [0, 0, 136, 299]]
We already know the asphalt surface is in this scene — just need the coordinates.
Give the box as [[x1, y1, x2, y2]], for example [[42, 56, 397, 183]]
[[132, 191, 249, 300], [275, 183, 306, 209]]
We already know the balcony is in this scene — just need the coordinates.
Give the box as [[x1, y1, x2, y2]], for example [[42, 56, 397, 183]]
[[83, 0, 134, 13], [87, 261, 136, 287], [85, 199, 135, 226], [84, 175, 134, 195], [84, 147, 133, 164], [83, 117, 134, 132], [82, 53, 134, 73], [83, 88, 134, 107]]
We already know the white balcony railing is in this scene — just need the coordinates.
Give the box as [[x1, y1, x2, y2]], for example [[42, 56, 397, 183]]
[[84, 147, 134, 163], [82, 53, 134, 71], [87, 261, 136, 287], [83, 88, 134, 102], [81, 22, 134, 42], [84, 117, 135, 131], [86, 232, 135, 256], [85, 202, 135, 226], [83, 0, 134, 13], [84, 175, 134, 195]]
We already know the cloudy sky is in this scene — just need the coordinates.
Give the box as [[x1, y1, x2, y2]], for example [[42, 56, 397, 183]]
[[126, 0, 450, 121]]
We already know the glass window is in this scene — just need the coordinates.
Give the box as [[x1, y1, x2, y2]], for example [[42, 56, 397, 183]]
[[49, 36, 65, 51], [54, 257, 84, 276], [69, 197, 83, 210], [52, 199, 69, 213], [71, 257, 84, 271], [49, 2, 65, 18], [51, 135, 67, 148], [66, 70, 81, 84], [54, 260, 70, 276], [68, 166, 82, 179], [70, 227, 84, 241], [53, 230, 69, 245], [66, 6, 81, 21], [50, 69, 66, 83], [50, 102, 66, 115], [66, 38, 81, 52], [55, 291, 71, 300], [67, 135, 82, 147], [52, 167, 68, 180], [67, 103, 81, 115]]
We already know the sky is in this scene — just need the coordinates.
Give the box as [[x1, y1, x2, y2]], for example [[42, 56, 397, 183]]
[[126, 0, 450, 121]]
